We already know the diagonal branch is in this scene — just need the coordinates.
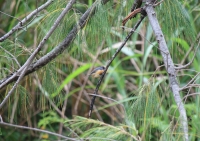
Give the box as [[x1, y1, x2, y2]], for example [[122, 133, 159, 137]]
[[0, 0, 110, 89], [175, 35, 200, 70], [179, 72, 200, 91], [0, 0, 110, 106], [122, 8, 142, 26], [144, 1, 188, 140], [0, 0, 76, 109], [88, 11, 147, 118], [0, 46, 21, 68], [0, 0, 54, 42]]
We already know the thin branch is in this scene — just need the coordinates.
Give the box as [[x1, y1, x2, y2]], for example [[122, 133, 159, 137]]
[[88, 93, 124, 108], [0, 46, 21, 67], [33, 75, 65, 117], [180, 84, 200, 90], [182, 93, 200, 101], [121, 26, 159, 48], [0, 70, 27, 109], [88, 11, 147, 118], [0, 11, 22, 22], [0, 0, 76, 109], [10, 93, 19, 123], [171, 90, 200, 137], [88, 93, 126, 116], [122, 8, 142, 26], [0, 121, 78, 141], [145, 1, 188, 140], [179, 72, 200, 91], [83, 90, 103, 121], [180, 33, 200, 65], [0, 0, 110, 90], [18, 0, 76, 73], [33, 74, 82, 140], [187, 84, 200, 87], [176, 68, 200, 73], [175, 39, 200, 70], [153, 0, 164, 7], [0, 0, 54, 42], [121, 26, 170, 57]]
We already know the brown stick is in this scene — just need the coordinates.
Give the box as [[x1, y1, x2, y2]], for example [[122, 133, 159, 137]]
[[122, 8, 141, 26]]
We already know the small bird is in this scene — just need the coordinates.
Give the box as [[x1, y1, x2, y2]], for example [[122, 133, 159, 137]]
[[89, 66, 106, 78]]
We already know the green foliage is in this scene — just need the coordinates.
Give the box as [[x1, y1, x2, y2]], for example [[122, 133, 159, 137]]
[[65, 116, 138, 141], [37, 0, 78, 51], [84, 1, 110, 53], [0, 0, 200, 140], [157, 0, 196, 42], [51, 63, 92, 98], [38, 111, 64, 128]]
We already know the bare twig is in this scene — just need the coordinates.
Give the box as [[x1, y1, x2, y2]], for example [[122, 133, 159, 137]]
[[0, 121, 78, 140], [0, 11, 22, 22], [0, 0, 54, 42], [33, 75, 82, 139], [83, 90, 103, 121], [182, 93, 200, 100], [88, 93, 124, 107], [175, 39, 200, 70], [0, 46, 21, 67], [179, 72, 200, 91], [88, 11, 147, 118], [33, 75, 65, 117], [180, 33, 200, 65], [153, 0, 164, 7], [122, 8, 142, 26], [88, 93, 126, 114], [121, 26, 169, 57], [10, 93, 19, 123], [180, 84, 200, 90], [0, 0, 76, 109], [145, 1, 188, 140], [0, 71, 27, 109]]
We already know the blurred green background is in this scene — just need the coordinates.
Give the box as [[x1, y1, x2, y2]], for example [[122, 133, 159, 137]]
[[0, 0, 200, 140]]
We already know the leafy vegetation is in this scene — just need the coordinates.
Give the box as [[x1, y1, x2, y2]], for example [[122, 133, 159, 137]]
[[0, 0, 199, 140]]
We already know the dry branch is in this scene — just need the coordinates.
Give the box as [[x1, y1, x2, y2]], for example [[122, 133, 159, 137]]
[[144, 1, 188, 140], [0, 0, 76, 109]]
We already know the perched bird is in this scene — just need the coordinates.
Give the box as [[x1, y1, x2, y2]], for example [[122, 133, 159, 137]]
[[89, 66, 106, 78]]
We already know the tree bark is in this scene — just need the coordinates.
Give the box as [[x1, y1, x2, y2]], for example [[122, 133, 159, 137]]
[[144, 1, 188, 140]]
